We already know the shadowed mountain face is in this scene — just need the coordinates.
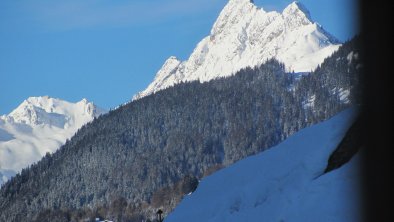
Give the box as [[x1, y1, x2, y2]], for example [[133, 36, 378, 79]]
[[0, 37, 362, 221]]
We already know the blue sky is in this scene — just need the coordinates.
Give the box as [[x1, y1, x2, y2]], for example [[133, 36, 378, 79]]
[[0, 0, 359, 114]]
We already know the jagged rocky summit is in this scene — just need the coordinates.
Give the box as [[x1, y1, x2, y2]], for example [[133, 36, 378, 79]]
[[134, 0, 341, 100]]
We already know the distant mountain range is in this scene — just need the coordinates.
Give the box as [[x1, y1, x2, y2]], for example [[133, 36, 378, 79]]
[[0, 96, 105, 184], [134, 0, 341, 100], [0, 1, 362, 221], [0, 36, 361, 221]]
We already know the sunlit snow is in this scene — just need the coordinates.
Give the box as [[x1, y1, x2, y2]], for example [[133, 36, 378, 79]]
[[0, 96, 106, 185], [166, 108, 361, 222], [134, 0, 341, 100]]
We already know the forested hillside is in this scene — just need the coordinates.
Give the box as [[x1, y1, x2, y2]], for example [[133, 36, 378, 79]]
[[0, 37, 362, 222]]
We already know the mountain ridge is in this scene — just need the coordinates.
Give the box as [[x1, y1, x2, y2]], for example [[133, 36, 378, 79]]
[[133, 0, 341, 100], [0, 36, 362, 221], [0, 96, 106, 185]]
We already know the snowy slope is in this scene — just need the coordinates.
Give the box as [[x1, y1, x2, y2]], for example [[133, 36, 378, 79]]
[[134, 0, 341, 99], [165, 108, 361, 222], [0, 96, 106, 185]]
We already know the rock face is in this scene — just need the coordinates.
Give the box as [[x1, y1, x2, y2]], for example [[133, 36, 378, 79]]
[[0, 96, 106, 184], [134, 0, 341, 100]]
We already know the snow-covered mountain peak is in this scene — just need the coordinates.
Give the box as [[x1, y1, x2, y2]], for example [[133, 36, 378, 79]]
[[282, 1, 312, 23], [133, 56, 182, 99], [1, 97, 106, 184], [161, 56, 181, 72], [6, 96, 104, 127], [227, 0, 254, 6], [210, 0, 258, 38], [133, 0, 341, 100], [76, 98, 101, 117], [79, 98, 88, 104], [9, 101, 65, 127], [229, 0, 254, 3], [8, 96, 60, 126]]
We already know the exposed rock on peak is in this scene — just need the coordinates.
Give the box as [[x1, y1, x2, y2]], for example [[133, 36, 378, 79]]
[[133, 0, 341, 101]]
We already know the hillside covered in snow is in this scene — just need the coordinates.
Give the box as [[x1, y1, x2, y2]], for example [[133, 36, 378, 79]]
[[0, 36, 362, 221], [166, 108, 361, 222]]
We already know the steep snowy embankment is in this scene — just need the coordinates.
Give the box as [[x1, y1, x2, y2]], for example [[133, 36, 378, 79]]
[[166, 108, 361, 222]]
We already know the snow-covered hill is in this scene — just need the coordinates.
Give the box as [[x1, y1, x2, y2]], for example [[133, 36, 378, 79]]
[[134, 0, 341, 99], [166, 108, 361, 222], [0, 96, 106, 185]]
